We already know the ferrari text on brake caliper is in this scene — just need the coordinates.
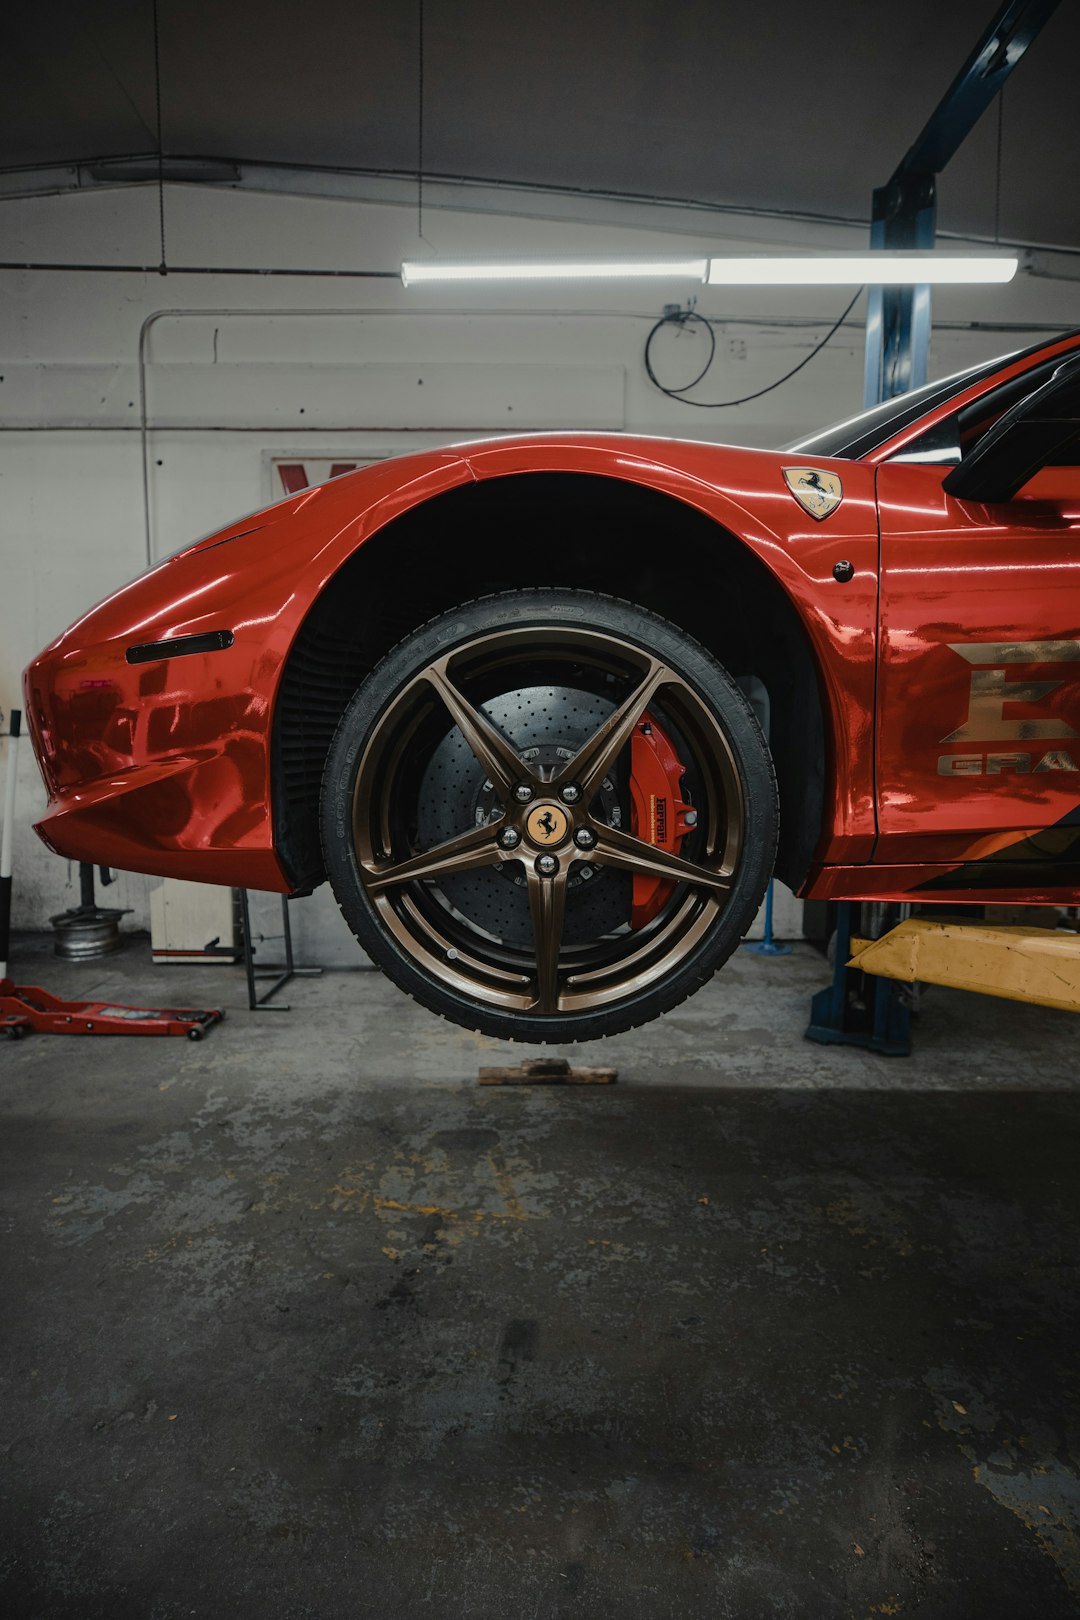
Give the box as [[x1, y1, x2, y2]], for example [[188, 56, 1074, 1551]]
[[628, 713, 698, 927]]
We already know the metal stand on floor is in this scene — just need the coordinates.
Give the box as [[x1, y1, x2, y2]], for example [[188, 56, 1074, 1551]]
[[239, 891, 322, 1011], [805, 901, 911, 1057]]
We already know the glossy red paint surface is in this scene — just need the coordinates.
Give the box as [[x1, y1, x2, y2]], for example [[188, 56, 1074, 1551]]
[[22, 330, 1080, 908], [806, 863, 1080, 907], [875, 461, 1080, 866], [463, 435, 881, 866], [24, 438, 880, 890], [25, 452, 471, 890]]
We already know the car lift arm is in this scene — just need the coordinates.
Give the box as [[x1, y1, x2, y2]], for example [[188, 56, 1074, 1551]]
[[850, 920, 1080, 1016]]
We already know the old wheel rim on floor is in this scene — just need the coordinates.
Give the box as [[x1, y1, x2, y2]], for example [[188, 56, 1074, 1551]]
[[350, 624, 745, 1016]]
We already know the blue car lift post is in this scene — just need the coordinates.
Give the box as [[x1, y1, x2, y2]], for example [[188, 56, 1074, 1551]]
[[806, 0, 1060, 1056], [744, 879, 791, 958]]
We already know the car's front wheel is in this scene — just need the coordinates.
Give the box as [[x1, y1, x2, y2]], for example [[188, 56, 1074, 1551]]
[[320, 589, 777, 1042]]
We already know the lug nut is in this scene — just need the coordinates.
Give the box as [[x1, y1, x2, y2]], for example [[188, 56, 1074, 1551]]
[[560, 783, 582, 804], [513, 783, 534, 803], [535, 854, 559, 877], [498, 826, 521, 849], [574, 827, 597, 850]]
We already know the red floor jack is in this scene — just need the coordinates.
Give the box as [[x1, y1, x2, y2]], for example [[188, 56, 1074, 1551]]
[[0, 709, 225, 1042]]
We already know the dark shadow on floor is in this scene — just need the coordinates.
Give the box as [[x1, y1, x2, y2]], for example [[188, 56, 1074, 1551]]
[[3, 1071, 1080, 1619]]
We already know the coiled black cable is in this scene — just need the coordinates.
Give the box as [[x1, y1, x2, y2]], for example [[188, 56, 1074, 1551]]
[[644, 288, 864, 408]]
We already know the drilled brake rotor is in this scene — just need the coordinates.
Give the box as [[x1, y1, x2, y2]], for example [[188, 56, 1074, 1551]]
[[416, 684, 631, 946]]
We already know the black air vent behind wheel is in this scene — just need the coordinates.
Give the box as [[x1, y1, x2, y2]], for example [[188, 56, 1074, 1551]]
[[272, 628, 370, 890]]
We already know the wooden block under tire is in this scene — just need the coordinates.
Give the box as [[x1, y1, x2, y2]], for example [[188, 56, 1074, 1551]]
[[478, 1058, 617, 1085]]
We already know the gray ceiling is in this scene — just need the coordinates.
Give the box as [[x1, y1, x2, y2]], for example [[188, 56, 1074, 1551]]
[[4, 1, 1079, 248]]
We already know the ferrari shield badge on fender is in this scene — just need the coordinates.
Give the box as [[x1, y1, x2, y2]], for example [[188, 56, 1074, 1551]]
[[782, 466, 843, 520]]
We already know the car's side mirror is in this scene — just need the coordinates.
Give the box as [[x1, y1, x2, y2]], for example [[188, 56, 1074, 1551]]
[[943, 354, 1080, 503]]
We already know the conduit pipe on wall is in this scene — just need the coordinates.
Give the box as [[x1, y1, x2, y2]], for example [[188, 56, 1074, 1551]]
[[137, 303, 667, 567], [139, 306, 404, 568]]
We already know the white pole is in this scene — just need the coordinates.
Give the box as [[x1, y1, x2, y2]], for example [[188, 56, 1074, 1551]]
[[0, 709, 21, 980]]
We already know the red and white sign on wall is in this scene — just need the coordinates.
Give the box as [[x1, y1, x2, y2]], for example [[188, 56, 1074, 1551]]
[[268, 456, 369, 497]]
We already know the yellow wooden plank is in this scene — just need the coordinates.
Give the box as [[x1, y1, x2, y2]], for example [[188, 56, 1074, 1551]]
[[848, 919, 1080, 1014]]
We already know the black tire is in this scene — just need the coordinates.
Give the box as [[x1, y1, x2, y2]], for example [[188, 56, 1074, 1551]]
[[320, 589, 778, 1042]]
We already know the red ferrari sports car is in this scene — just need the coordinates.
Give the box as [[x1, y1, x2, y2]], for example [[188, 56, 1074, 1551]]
[[23, 329, 1080, 1040]]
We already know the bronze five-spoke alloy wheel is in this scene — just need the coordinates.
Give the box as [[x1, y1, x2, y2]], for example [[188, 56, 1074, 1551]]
[[320, 590, 777, 1042]]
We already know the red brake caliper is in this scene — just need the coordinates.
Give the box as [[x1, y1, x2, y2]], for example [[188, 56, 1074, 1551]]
[[628, 711, 696, 928]]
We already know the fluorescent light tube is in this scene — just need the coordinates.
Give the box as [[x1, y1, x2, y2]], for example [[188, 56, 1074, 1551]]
[[706, 254, 1018, 285], [401, 258, 709, 286], [401, 253, 1017, 289]]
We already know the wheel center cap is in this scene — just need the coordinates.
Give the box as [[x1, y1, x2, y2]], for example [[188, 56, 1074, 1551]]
[[524, 802, 570, 847]]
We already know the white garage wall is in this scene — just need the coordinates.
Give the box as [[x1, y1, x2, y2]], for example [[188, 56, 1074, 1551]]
[[2, 182, 1074, 955]]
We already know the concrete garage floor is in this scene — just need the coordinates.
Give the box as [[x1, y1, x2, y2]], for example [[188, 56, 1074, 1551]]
[[3, 931, 1080, 1619]]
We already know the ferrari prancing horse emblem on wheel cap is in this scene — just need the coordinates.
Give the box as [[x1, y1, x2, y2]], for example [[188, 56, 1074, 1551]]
[[526, 803, 570, 845], [782, 466, 843, 520]]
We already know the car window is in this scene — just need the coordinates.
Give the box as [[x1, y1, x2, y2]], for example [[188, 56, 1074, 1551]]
[[887, 356, 1070, 467], [789, 356, 1011, 460], [791, 330, 1080, 462]]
